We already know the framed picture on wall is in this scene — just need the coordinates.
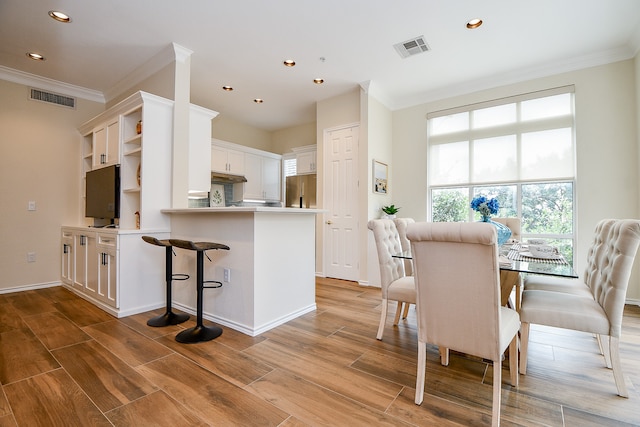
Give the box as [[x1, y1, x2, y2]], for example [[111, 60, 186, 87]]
[[373, 160, 388, 194]]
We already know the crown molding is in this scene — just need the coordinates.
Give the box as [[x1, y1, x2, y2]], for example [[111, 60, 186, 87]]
[[104, 43, 193, 102], [0, 65, 105, 103]]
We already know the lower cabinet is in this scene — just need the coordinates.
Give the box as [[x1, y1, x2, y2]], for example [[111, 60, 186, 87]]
[[61, 227, 167, 317]]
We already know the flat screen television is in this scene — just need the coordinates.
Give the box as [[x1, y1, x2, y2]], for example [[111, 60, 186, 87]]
[[85, 164, 120, 225]]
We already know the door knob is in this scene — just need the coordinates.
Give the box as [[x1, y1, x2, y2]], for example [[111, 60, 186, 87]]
[[326, 220, 333, 225]]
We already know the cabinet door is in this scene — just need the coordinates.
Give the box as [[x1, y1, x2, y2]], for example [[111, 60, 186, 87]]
[[93, 126, 107, 168], [97, 245, 117, 308], [74, 233, 97, 294], [227, 149, 245, 175], [297, 151, 316, 174], [243, 153, 263, 199], [262, 156, 281, 201], [92, 119, 120, 168], [61, 231, 74, 285], [106, 118, 120, 165], [211, 145, 229, 173]]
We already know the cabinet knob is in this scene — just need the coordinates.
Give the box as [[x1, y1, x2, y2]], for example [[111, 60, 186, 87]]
[[326, 220, 333, 225]]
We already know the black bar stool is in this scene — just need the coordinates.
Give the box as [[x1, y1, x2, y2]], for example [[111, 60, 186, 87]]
[[141, 236, 190, 327], [169, 239, 230, 343]]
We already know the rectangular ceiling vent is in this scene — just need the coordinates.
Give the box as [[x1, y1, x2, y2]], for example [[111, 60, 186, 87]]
[[394, 36, 430, 58], [29, 88, 76, 109]]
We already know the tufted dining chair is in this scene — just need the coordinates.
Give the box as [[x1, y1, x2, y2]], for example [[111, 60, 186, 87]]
[[407, 221, 520, 427], [368, 219, 415, 340], [519, 219, 640, 397], [492, 217, 523, 310], [394, 217, 416, 319]]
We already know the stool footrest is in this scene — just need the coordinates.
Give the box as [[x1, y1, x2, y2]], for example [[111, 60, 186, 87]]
[[172, 273, 190, 281], [203, 280, 223, 289]]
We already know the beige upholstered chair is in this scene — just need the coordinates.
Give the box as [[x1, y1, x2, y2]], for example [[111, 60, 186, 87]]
[[394, 217, 415, 319], [368, 219, 415, 340], [519, 219, 640, 398], [492, 217, 523, 310], [407, 222, 519, 426]]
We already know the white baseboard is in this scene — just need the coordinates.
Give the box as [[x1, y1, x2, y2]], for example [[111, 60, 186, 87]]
[[0, 281, 60, 294]]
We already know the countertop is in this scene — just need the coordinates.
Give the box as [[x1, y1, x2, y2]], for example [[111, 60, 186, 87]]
[[162, 206, 326, 214]]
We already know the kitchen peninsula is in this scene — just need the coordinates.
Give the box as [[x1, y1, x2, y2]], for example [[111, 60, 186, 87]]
[[163, 206, 323, 336]]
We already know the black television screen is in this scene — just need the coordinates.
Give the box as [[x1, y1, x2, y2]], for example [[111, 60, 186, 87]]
[[85, 164, 120, 221]]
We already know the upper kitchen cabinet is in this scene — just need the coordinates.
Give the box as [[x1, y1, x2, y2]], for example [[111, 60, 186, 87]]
[[293, 145, 317, 174], [244, 152, 282, 201], [90, 117, 120, 169], [211, 140, 245, 175]]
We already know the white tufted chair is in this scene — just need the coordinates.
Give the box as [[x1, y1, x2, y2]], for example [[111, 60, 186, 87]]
[[407, 221, 520, 427], [368, 219, 415, 340], [519, 219, 640, 397], [394, 217, 416, 319], [492, 217, 521, 242]]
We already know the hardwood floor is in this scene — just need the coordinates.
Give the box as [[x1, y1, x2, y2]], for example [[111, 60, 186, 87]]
[[1, 278, 639, 426]]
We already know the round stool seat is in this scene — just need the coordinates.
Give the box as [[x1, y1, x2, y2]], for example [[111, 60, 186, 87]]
[[142, 235, 172, 247], [169, 239, 230, 252]]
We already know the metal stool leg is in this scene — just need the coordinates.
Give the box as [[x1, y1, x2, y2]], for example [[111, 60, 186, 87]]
[[147, 246, 190, 327], [175, 249, 223, 343]]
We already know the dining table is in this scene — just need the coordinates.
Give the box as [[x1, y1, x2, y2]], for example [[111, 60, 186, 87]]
[[393, 241, 578, 308]]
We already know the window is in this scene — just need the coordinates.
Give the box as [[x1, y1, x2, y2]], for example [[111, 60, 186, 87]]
[[428, 87, 576, 264]]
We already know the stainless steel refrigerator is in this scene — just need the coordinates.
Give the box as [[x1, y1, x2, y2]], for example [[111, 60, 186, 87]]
[[286, 174, 317, 208]]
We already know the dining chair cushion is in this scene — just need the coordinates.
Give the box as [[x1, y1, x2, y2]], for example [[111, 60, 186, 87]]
[[520, 289, 609, 334], [523, 275, 593, 297]]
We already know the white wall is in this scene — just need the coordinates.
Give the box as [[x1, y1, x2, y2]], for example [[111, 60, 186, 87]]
[[211, 114, 273, 152], [392, 59, 640, 300], [271, 122, 316, 155], [0, 79, 104, 291]]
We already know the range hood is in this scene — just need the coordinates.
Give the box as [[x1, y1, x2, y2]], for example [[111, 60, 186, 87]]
[[211, 172, 247, 183]]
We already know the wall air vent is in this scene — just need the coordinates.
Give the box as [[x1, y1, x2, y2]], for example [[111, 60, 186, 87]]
[[29, 88, 76, 109], [393, 36, 430, 58]]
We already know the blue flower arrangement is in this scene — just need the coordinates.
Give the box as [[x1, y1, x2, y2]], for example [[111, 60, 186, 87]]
[[470, 196, 500, 218]]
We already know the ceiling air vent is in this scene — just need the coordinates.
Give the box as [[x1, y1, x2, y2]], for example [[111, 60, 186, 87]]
[[30, 88, 76, 109], [393, 36, 430, 58]]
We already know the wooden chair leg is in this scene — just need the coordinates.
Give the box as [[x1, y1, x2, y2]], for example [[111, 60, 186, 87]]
[[439, 346, 450, 366], [376, 298, 388, 340], [509, 335, 518, 387], [402, 302, 410, 319], [519, 322, 530, 374], [609, 336, 629, 398], [393, 301, 402, 325], [492, 358, 502, 427], [415, 341, 427, 405]]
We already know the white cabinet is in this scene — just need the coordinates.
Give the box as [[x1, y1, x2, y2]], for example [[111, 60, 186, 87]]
[[96, 233, 117, 307], [296, 149, 317, 174], [244, 153, 281, 201], [61, 230, 74, 285], [73, 231, 97, 294], [92, 118, 120, 169], [211, 144, 245, 175], [61, 227, 167, 317], [79, 91, 174, 230]]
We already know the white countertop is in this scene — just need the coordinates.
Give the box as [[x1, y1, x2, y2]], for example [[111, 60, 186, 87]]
[[162, 206, 326, 214]]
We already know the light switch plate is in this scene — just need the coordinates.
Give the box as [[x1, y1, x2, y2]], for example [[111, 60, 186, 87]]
[[28, 201, 36, 211]]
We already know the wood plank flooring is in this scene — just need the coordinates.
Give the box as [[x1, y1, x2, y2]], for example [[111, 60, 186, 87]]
[[1, 278, 639, 426]]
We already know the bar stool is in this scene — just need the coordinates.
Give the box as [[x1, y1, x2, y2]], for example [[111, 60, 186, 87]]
[[169, 239, 230, 343], [141, 236, 191, 327]]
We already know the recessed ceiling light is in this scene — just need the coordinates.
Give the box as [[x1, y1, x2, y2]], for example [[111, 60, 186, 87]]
[[254, 98, 264, 104], [466, 18, 483, 29], [222, 86, 233, 91], [48, 10, 71, 23], [26, 52, 46, 61], [283, 59, 296, 67], [313, 78, 324, 84]]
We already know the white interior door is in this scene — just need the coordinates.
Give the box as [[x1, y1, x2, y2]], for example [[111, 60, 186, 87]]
[[323, 125, 359, 281]]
